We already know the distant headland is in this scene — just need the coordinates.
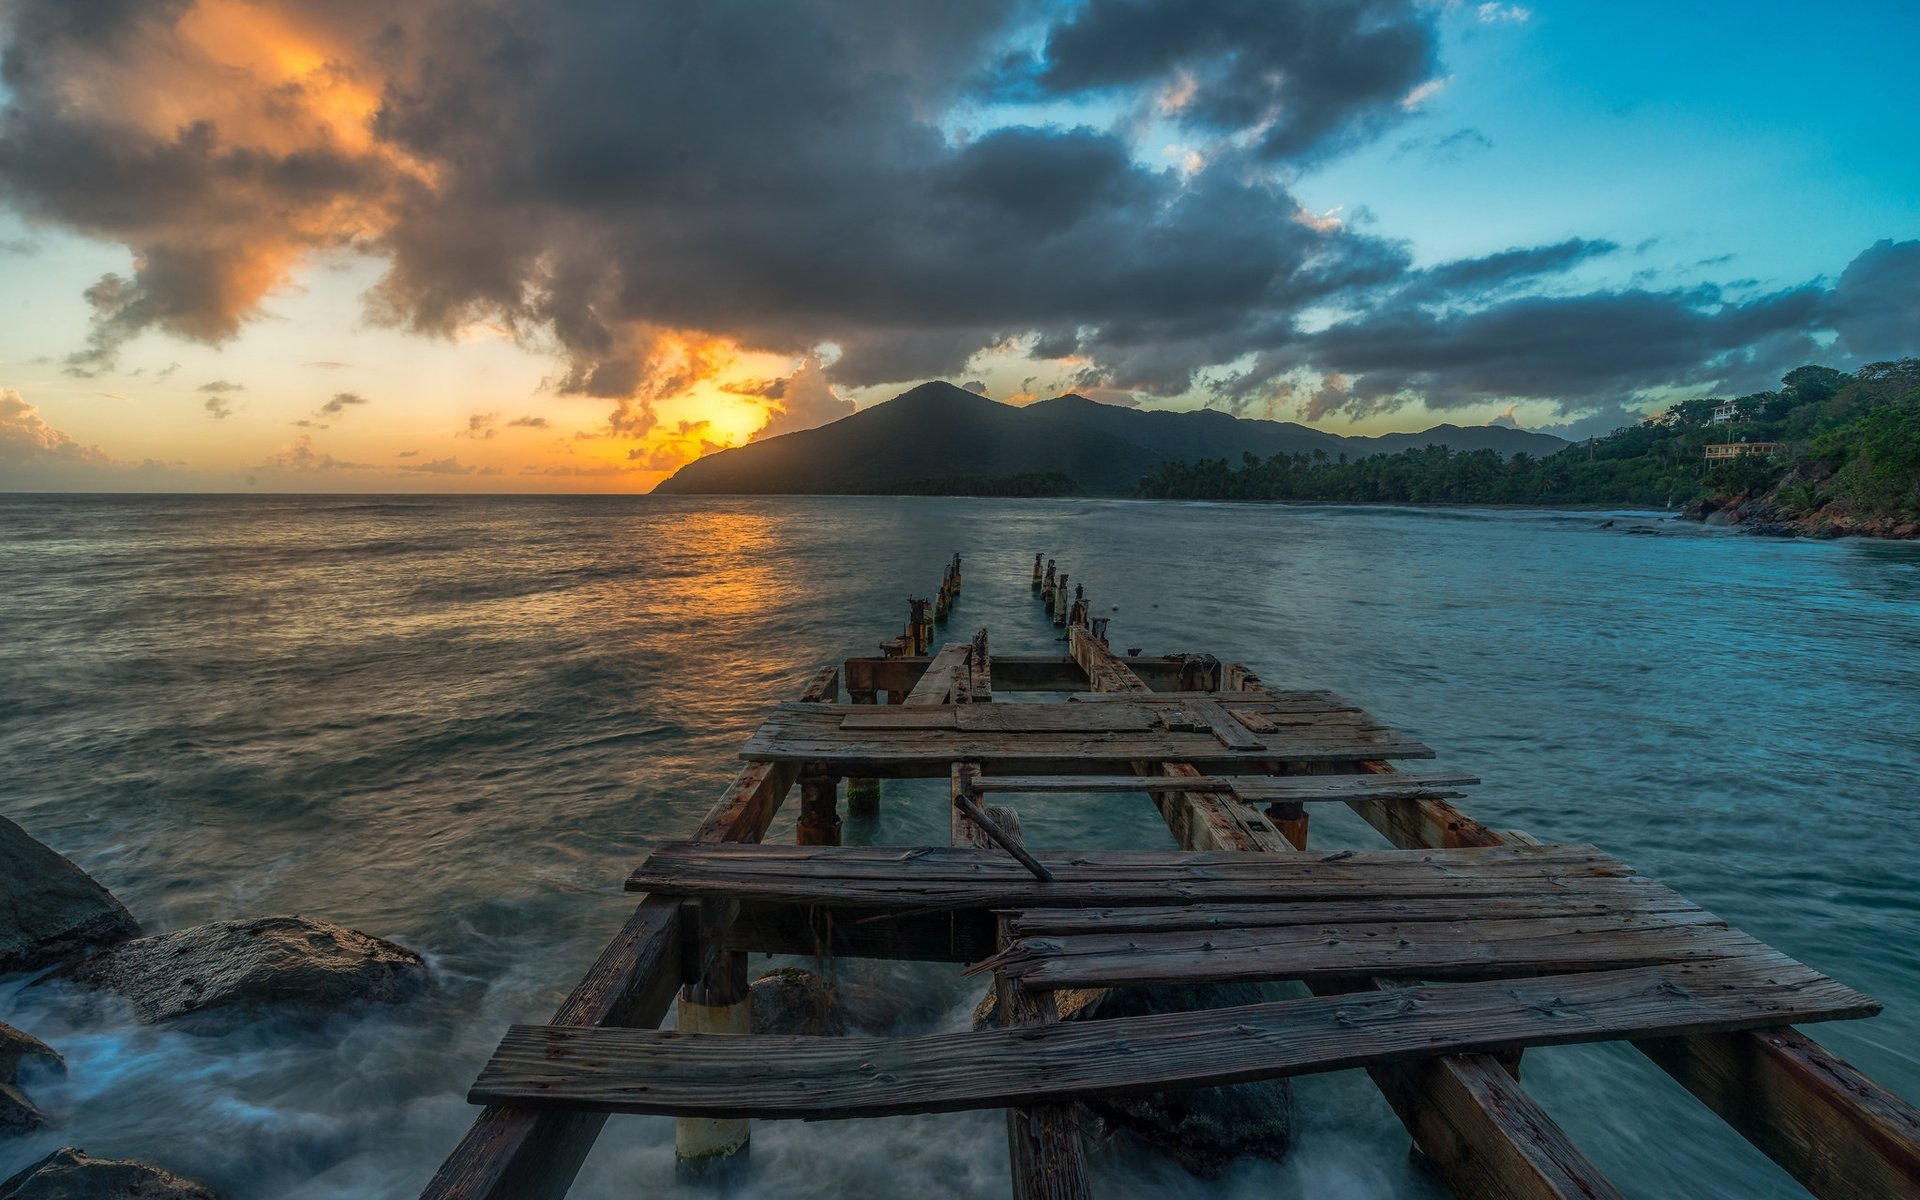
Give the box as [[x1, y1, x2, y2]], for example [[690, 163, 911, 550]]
[[654, 365, 1920, 541], [652, 381, 1566, 497]]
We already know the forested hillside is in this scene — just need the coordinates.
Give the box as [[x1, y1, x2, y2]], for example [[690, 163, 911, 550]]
[[1138, 361, 1920, 533]]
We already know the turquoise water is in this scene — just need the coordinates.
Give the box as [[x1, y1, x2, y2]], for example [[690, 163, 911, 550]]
[[0, 495, 1915, 1198]]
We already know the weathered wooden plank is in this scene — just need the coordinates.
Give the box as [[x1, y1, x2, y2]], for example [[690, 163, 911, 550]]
[[967, 769, 1477, 800], [1185, 695, 1267, 750], [903, 644, 970, 705], [967, 628, 993, 703], [742, 705, 1438, 771], [1368, 1050, 1630, 1200], [633, 839, 1627, 879], [1066, 632, 1623, 1200], [627, 843, 1642, 921], [959, 704, 1160, 733], [1007, 885, 1699, 935], [950, 776, 1092, 1200], [975, 773, 1235, 793], [421, 667, 837, 1200], [847, 654, 1190, 694], [1637, 1026, 1920, 1199], [1066, 689, 1353, 707], [470, 957, 1879, 1119], [837, 702, 1185, 733], [1231, 769, 1479, 803], [990, 911, 1768, 990], [1339, 760, 1920, 1198]]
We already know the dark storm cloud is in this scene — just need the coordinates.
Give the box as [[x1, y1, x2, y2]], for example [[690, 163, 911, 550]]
[[1295, 282, 1828, 419], [1404, 238, 1619, 302], [1823, 239, 1920, 362], [1010, 0, 1439, 161], [0, 0, 1904, 429]]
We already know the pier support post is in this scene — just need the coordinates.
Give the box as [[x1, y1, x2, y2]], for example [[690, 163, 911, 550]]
[[674, 948, 750, 1181], [1266, 800, 1310, 851], [845, 688, 881, 821], [1032, 552, 1044, 589], [796, 765, 841, 845]]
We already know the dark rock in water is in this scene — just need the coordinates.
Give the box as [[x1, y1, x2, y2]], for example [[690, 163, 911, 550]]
[[1074, 985, 1294, 1178], [0, 1023, 61, 1082], [1748, 522, 1801, 538], [0, 1146, 220, 1199], [0, 1022, 64, 1134], [36, 916, 426, 1029], [751, 967, 839, 1035], [972, 982, 1104, 1029], [0, 816, 140, 975], [749, 967, 920, 1035], [974, 982, 1293, 1177]]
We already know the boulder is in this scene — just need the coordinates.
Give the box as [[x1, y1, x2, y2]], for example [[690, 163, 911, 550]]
[[0, 1022, 64, 1134], [0, 1147, 219, 1199], [751, 967, 839, 1035], [975, 982, 1293, 1179], [0, 816, 139, 975], [748, 967, 922, 1035], [35, 916, 426, 1030]]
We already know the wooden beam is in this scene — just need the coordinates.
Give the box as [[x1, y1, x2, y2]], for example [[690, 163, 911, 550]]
[[967, 769, 1478, 801], [471, 957, 1877, 1119], [951, 770, 1092, 1200], [420, 666, 838, 1200], [1341, 760, 1920, 1199], [989, 911, 1776, 991], [1067, 629, 1624, 1200], [904, 644, 970, 705], [843, 654, 1186, 695]]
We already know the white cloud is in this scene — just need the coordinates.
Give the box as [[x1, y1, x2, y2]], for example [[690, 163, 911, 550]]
[[1, 388, 115, 470], [1400, 78, 1449, 111], [1476, 4, 1532, 23]]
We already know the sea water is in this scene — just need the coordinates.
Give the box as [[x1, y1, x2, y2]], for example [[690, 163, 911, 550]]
[[1, 494, 1916, 1199]]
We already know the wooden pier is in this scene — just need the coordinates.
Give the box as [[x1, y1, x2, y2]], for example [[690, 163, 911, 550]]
[[423, 556, 1920, 1200]]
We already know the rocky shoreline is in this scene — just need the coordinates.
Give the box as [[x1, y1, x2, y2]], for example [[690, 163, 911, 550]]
[[1680, 494, 1920, 540], [0, 815, 429, 1197]]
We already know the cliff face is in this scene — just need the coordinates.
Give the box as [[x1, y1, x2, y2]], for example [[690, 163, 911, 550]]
[[654, 381, 1567, 495]]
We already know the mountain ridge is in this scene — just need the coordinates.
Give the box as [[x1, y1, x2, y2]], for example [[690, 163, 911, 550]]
[[653, 381, 1567, 495]]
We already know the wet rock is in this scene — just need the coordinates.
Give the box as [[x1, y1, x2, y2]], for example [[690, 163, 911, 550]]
[[1074, 984, 1295, 1178], [0, 1022, 64, 1134], [751, 967, 839, 1035], [0, 816, 140, 975], [0, 1146, 219, 1199], [36, 916, 426, 1029], [975, 982, 1293, 1178], [972, 983, 1103, 1029], [748, 967, 920, 1035]]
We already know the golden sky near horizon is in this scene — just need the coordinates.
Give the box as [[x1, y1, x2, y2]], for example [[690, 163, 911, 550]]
[[2, 0, 1913, 491]]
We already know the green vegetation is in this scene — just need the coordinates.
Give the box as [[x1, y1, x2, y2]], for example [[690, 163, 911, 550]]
[[1138, 360, 1920, 519]]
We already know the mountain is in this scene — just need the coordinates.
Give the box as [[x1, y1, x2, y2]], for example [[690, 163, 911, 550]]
[[652, 381, 1568, 495]]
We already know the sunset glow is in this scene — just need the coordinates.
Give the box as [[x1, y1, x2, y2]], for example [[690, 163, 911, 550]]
[[2, 2, 1914, 491]]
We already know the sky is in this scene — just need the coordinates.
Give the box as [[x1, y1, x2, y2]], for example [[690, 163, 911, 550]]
[[0, 0, 1916, 493]]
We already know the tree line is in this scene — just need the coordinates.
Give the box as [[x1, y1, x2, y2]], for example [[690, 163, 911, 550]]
[[1136, 360, 1920, 518]]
